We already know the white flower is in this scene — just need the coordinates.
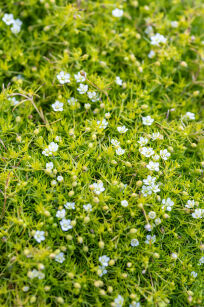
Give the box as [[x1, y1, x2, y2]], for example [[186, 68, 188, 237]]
[[55, 136, 61, 142], [57, 71, 70, 84], [77, 83, 88, 94], [191, 271, 197, 278], [150, 33, 167, 46], [115, 76, 123, 86], [145, 25, 154, 36], [34, 230, 45, 243], [98, 265, 108, 277], [117, 126, 128, 133], [112, 8, 123, 18], [162, 198, 174, 211], [171, 21, 178, 28], [145, 235, 156, 244], [185, 200, 196, 209], [57, 176, 63, 182], [68, 97, 78, 106], [148, 211, 156, 219], [148, 50, 155, 58], [49, 142, 58, 153], [97, 119, 108, 129], [87, 91, 99, 102], [9, 97, 19, 106], [152, 132, 163, 140], [55, 252, 65, 263], [143, 175, 156, 186], [138, 137, 149, 146], [160, 149, 170, 160], [141, 185, 152, 197], [56, 209, 66, 219], [111, 139, 120, 148], [28, 269, 44, 280], [51, 180, 57, 186], [46, 162, 54, 170], [131, 239, 139, 247], [99, 255, 110, 267], [171, 253, 178, 260], [152, 154, 160, 161], [14, 18, 22, 27], [92, 182, 105, 195], [116, 147, 125, 155], [155, 218, 161, 225], [2, 13, 14, 25], [83, 204, 92, 212], [11, 23, 21, 34], [151, 184, 160, 193], [142, 116, 154, 126], [74, 71, 86, 82], [145, 224, 152, 231], [184, 112, 195, 120], [114, 295, 124, 307], [121, 200, 128, 207], [129, 301, 140, 307], [192, 208, 203, 219], [64, 202, 75, 210], [60, 219, 73, 231], [84, 103, 91, 110], [52, 100, 63, 112], [146, 161, 159, 172], [198, 256, 204, 265], [139, 147, 154, 157]]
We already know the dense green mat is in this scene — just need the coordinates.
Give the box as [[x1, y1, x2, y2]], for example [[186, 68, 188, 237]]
[[0, 1, 203, 306]]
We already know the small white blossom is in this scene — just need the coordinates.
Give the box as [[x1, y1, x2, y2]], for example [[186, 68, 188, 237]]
[[74, 72, 86, 82], [56, 71, 70, 84], [2, 13, 14, 25], [148, 211, 156, 219], [112, 9, 123, 18], [138, 137, 149, 146], [117, 126, 128, 133], [99, 255, 110, 267], [83, 204, 92, 212], [171, 253, 178, 260], [155, 218, 161, 225], [11, 23, 21, 34], [55, 252, 65, 263], [191, 271, 197, 278], [111, 139, 120, 148], [162, 198, 174, 211], [198, 256, 204, 265], [57, 176, 63, 182], [114, 295, 124, 307], [51, 180, 57, 186], [87, 91, 99, 102], [139, 147, 155, 157], [150, 33, 167, 46], [77, 83, 88, 94], [9, 97, 19, 106], [142, 116, 154, 126], [22, 286, 30, 292], [98, 266, 107, 277], [192, 208, 203, 219], [56, 209, 66, 219], [145, 224, 152, 231], [160, 149, 170, 160], [97, 119, 108, 129], [34, 230, 45, 243], [143, 175, 156, 186], [64, 202, 75, 210], [92, 182, 105, 195], [146, 161, 159, 172], [52, 100, 63, 112], [184, 112, 195, 120], [171, 21, 178, 28], [152, 132, 163, 140], [116, 147, 125, 155], [141, 185, 153, 197], [185, 200, 196, 209], [148, 50, 155, 58], [145, 25, 154, 36], [68, 97, 78, 106], [145, 234, 156, 244], [129, 302, 140, 307], [84, 103, 91, 110], [115, 76, 123, 86], [121, 200, 128, 207], [28, 269, 45, 280], [131, 239, 139, 247], [60, 219, 73, 231], [152, 154, 160, 161]]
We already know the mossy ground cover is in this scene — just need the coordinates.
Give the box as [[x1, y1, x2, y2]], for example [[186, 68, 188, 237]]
[[0, 0, 204, 306]]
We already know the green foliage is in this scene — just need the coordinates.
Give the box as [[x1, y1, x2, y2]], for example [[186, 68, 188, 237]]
[[0, 0, 203, 306]]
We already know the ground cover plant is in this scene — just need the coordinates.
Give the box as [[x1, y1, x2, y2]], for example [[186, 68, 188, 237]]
[[0, 0, 204, 306]]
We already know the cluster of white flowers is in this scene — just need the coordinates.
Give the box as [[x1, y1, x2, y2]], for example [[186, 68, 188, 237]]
[[28, 269, 45, 280], [98, 255, 109, 276], [141, 175, 160, 197], [2, 13, 22, 34], [162, 198, 174, 211], [42, 142, 59, 156]]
